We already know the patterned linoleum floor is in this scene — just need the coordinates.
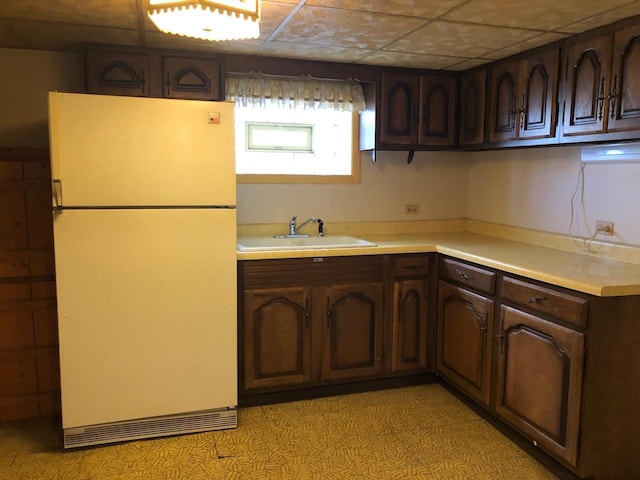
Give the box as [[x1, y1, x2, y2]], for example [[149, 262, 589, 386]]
[[0, 384, 561, 480]]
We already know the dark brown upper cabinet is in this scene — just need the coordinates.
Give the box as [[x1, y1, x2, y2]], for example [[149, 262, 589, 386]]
[[488, 47, 560, 143], [86, 51, 151, 97], [86, 49, 222, 101], [162, 56, 221, 101], [458, 69, 487, 145], [562, 24, 640, 138], [378, 70, 457, 149]]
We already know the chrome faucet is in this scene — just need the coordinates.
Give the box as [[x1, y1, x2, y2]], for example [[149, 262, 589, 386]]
[[275, 216, 323, 238]]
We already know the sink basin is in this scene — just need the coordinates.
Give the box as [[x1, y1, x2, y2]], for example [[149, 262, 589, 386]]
[[237, 235, 377, 251]]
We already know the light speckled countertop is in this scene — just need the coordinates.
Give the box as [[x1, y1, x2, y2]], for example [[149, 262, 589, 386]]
[[237, 232, 640, 297]]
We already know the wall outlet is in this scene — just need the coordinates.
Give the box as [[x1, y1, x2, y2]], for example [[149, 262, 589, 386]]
[[595, 220, 614, 236], [405, 204, 420, 215]]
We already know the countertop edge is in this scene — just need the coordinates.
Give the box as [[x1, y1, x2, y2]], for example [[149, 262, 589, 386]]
[[237, 233, 640, 297]]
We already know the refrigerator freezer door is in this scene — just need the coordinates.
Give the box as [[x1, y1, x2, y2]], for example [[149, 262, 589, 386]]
[[48, 92, 236, 207], [53, 208, 237, 428]]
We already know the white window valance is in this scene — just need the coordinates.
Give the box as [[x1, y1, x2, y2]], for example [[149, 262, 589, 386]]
[[225, 72, 366, 112]]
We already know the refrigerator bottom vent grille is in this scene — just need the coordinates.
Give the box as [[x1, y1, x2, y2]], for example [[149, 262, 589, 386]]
[[64, 408, 237, 448]]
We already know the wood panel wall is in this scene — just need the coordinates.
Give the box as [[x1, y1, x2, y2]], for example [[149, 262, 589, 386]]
[[0, 148, 59, 421]]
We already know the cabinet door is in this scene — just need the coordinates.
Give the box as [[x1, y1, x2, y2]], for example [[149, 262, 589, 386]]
[[379, 72, 420, 145], [322, 283, 384, 381], [520, 48, 559, 139], [488, 59, 520, 142], [607, 24, 640, 133], [243, 288, 312, 390], [496, 306, 584, 467], [437, 281, 493, 407], [392, 278, 428, 373], [418, 74, 457, 146], [562, 34, 614, 136], [162, 57, 221, 101], [85, 51, 150, 97], [459, 69, 486, 145]]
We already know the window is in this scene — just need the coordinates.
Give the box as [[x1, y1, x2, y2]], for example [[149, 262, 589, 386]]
[[226, 73, 365, 184], [234, 107, 359, 183]]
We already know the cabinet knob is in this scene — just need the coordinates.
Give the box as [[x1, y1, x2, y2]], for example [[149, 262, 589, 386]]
[[528, 296, 548, 304], [455, 269, 470, 280]]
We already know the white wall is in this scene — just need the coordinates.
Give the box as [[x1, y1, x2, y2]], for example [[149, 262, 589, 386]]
[[237, 150, 469, 225], [468, 146, 640, 246], [0, 48, 84, 148]]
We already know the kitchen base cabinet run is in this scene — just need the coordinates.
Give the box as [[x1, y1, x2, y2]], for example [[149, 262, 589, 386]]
[[239, 254, 434, 403], [239, 256, 385, 398], [437, 256, 640, 480]]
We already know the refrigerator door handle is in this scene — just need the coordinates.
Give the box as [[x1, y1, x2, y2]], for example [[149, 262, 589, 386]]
[[52, 179, 63, 211]]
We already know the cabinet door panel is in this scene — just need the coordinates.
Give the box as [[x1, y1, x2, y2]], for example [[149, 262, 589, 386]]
[[379, 72, 419, 145], [322, 284, 383, 381], [162, 57, 221, 100], [608, 24, 640, 132], [520, 49, 559, 139], [563, 35, 613, 136], [86, 51, 150, 97], [437, 281, 493, 406], [419, 75, 456, 146], [459, 69, 486, 145], [496, 306, 584, 467], [392, 279, 428, 373], [489, 61, 519, 142], [243, 288, 312, 390]]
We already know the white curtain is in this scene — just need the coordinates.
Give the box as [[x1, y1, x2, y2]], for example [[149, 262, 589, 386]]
[[225, 72, 366, 112]]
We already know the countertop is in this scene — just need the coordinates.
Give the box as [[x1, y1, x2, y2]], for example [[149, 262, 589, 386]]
[[237, 231, 640, 297]]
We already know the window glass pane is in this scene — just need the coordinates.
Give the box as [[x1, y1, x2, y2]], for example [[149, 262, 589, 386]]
[[235, 107, 354, 178]]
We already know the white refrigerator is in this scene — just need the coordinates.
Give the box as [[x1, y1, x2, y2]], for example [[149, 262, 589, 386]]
[[48, 92, 238, 448]]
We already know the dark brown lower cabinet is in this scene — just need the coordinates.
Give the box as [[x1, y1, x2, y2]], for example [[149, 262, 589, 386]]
[[240, 256, 386, 396], [391, 278, 428, 373], [321, 284, 384, 381], [496, 305, 584, 467], [243, 287, 312, 390], [438, 258, 640, 479], [437, 281, 493, 407]]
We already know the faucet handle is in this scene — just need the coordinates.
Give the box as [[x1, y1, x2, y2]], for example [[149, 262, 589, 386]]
[[317, 218, 324, 237]]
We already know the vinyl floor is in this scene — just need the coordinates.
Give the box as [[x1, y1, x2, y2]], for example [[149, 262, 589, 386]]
[[0, 384, 561, 479]]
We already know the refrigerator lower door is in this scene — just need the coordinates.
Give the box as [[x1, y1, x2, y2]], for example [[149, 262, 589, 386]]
[[53, 208, 237, 446]]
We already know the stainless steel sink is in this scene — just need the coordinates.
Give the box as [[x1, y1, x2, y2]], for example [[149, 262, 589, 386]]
[[237, 235, 377, 251]]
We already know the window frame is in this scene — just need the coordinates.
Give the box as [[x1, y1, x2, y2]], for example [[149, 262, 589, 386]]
[[236, 112, 361, 185]]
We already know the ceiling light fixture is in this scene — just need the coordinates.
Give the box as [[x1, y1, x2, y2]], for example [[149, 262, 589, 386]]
[[147, 0, 260, 42]]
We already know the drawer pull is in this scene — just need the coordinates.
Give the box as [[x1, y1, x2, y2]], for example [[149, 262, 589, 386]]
[[404, 265, 423, 270], [528, 296, 548, 304], [455, 269, 470, 280]]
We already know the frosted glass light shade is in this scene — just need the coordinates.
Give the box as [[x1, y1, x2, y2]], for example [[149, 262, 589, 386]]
[[148, 0, 260, 41]]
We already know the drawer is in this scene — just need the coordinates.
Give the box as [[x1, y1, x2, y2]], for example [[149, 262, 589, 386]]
[[393, 254, 430, 277], [502, 276, 588, 328], [241, 256, 384, 289], [439, 257, 496, 294]]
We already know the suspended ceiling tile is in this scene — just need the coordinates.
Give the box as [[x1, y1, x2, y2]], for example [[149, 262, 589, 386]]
[[446, 58, 494, 71], [387, 21, 542, 59], [258, 41, 368, 64], [303, 0, 469, 19], [440, 0, 639, 31], [357, 50, 464, 70], [559, 4, 640, 34], [3, 20, 140, 51], [1, 0, 138, 29], [485, 32, 570, 60], [272, 5, 428, 50]]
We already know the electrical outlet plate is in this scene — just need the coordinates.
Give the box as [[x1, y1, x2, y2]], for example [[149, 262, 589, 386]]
[[405, 204, 419, 215], [595, 220, 614, 236]]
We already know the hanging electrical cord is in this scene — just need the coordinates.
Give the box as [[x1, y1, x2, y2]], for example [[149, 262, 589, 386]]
[[568, 162, 600, 253]]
